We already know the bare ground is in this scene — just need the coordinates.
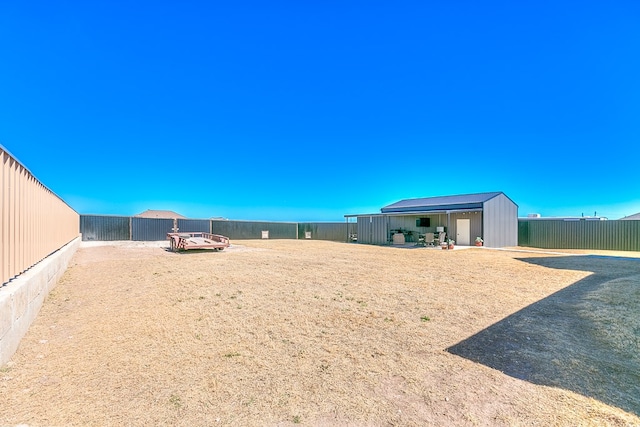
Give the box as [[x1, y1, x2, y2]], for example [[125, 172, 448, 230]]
[[1, 240, 639, 426]]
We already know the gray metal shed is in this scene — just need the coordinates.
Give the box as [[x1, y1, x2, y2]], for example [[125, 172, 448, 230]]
[[346, 191, 518, 248]]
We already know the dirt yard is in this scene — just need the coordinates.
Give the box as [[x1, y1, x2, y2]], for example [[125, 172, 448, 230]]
[[1, 240, 639, 426]]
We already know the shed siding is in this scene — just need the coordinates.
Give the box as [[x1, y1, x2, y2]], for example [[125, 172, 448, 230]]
[[357, 216, 388, 245], [447, 211, 483, 244], [482, 194, 518, 247], [388, 216, 420, 243], [387, 214, 452, 242]]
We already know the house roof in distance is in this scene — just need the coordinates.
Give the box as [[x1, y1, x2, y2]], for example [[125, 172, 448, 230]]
[[134, 209, 186, 219], [620, 212, 640, 220], [381, 191, 511, 214]]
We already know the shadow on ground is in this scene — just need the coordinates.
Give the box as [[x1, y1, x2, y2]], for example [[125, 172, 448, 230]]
[[447, 255, 640, 416]]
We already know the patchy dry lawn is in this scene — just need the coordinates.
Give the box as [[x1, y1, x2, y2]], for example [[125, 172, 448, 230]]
[[1, 240, 639, 426]]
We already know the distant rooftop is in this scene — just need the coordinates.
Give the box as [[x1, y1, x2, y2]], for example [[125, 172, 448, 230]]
[[134, 209, 186, 219], [620, 212, 640, 220]]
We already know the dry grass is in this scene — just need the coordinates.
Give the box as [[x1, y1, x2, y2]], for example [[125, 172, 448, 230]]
[[1, 240, 639, 426]]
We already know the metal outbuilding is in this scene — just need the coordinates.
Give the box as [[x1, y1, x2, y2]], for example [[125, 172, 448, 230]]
[[620, 212, 640, 220], [345, 191, 518, 248]]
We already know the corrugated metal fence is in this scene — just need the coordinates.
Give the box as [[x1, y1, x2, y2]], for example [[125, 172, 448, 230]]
[[80, 216, 355, 242], [211, 220, 297, 239], [80, 217, 215, 241], [518, 219, 640, 251], [80, 215, 130, 241], [178, 219, 211, 233], [298, 222, 357, 241], [132, 218, 175, 241], [1, 146, 79, 285]]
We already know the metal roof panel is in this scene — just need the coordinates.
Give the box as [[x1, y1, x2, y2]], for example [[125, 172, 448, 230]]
[[381, 191, 503, 213]]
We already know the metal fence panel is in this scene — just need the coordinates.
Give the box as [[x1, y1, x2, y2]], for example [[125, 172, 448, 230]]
[[177, 219, 210, 233], [518, 221, 529, 246], [132, 218, 174, 241], [298, 222, 357, 241], [80, 215, 130, 241], [1, 146, 79, 285], [211, 220, 297, 239], [518, 219, 640, 251]]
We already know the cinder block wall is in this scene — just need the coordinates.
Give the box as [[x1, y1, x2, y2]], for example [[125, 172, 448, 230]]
[[0, 236, 81, 367]]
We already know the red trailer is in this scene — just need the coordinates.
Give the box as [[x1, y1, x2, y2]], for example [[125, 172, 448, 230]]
[[167, 232, 230, 252]]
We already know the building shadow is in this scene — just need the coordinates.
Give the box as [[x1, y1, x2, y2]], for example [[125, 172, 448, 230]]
[[447, 255, 640, 416]]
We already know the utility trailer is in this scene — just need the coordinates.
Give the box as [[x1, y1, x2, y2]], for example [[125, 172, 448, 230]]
[[167, 232, 230, 252]]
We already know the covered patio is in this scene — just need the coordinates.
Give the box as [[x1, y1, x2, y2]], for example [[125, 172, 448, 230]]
[[345, 192, 517, 248]]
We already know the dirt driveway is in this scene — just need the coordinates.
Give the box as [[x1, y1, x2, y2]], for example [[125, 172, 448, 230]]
[[1, 240, 639, 426]]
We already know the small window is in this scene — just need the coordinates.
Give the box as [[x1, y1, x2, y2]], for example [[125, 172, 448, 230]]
[[416, 218, 430, 227]]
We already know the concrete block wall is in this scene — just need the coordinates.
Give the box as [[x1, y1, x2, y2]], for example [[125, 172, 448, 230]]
[[0, 236, 81, 366]]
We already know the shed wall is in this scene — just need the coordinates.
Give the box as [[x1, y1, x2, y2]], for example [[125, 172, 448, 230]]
[[388, 214, 450, 241], [357, 216, 388, 245], [483, 194, 518, 247], [355, 212, 485, 246], [447, 211, 483, 244]]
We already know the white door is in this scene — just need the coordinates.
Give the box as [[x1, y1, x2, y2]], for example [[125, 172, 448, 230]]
[[456, 219, 470, 245]]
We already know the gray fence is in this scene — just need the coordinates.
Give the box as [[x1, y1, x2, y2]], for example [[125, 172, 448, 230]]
[[177, 219, 211, 233], [298, 222, 357, 241], [518, 219, 640, 251], [80, 216, 353, 242], [132, 218, 175, 241], [211, 220, 298, 240], [80, 215, 131, 241]]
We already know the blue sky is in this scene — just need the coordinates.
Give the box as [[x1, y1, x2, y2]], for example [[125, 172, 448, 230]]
[[1, 1, 639, 221]]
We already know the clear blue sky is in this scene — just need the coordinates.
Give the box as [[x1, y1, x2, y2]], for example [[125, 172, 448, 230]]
[[2, 1, 639, 221]]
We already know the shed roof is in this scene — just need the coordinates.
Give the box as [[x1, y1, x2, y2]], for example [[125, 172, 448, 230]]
[[620, 212, 640, 220], [134, 209, 186, 219], [381, 191, 507, 214]]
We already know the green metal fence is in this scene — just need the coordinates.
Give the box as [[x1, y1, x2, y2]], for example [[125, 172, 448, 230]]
[[211, 220, 298, 240], [298, 222, 357, 242], [80, 216, 356, 242], [518, 220, 640, 251]]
